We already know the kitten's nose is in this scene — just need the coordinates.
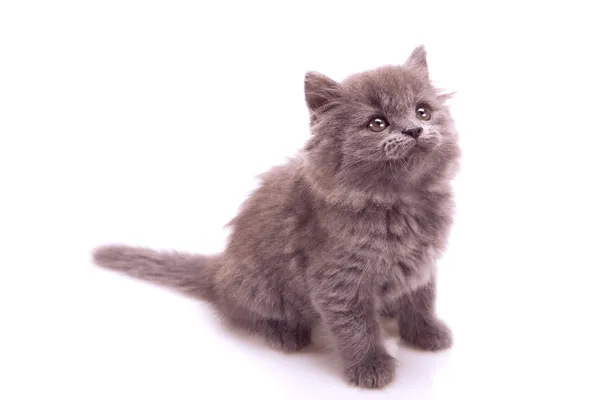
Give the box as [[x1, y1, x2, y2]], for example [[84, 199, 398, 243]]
[[402, 127, 423, 139]]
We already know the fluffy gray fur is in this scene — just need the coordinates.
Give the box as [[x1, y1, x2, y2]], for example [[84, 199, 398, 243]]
[[93, 45, 460, 389]]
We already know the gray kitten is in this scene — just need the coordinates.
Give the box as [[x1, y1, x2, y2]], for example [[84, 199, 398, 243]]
[[93, 45, 460, 389]]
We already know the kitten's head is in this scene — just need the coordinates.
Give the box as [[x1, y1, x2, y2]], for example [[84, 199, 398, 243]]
[[303, 46, 459, 200]]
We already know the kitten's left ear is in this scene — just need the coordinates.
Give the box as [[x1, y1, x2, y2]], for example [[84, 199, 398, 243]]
[[304, 71, 340, 114], [405, 45, 429, 80]]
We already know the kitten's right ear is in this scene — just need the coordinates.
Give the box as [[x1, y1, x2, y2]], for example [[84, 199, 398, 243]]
[[304, 71, 340, 114], [405, 45, 429, 80]]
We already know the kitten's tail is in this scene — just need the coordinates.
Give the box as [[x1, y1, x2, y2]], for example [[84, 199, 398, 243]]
[[92, 245, 220, 301]]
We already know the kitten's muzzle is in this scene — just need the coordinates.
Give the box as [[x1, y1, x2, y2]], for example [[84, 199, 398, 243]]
[[381, 134, 415, 159]]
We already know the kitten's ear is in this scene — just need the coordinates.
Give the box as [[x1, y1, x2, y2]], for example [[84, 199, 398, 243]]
[[405, 45, 429, 79], [304, 71, 340, 113]]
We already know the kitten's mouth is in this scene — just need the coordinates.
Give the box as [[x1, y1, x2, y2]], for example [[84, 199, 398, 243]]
[[382, 137, 419, 160], [414, 141, 431, 150]]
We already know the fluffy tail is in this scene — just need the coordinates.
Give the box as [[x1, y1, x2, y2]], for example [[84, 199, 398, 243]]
[[92, 244, 219, 301]]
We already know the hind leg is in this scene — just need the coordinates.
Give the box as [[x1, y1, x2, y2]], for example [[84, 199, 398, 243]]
[[226, 313, 312, 352], [246, 318, 312, 352], [214, 263, 313, 352], [216, 292, 313, 352], [214, 286, 312, 352]]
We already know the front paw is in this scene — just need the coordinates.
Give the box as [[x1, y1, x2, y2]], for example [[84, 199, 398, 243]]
[[345, 351, 396, 389], [400, 318, 453, 351]]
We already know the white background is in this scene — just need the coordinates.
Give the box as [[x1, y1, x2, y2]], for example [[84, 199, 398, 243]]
[[1, 1, 599, 399]]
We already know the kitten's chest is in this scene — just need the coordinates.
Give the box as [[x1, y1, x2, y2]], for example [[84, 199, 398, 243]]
[[324, 199, 447, 257], [366, 203, 442, 302], [318, 195, 450, 294]]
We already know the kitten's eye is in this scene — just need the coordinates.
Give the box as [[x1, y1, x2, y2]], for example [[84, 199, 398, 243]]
[[367, 117, 389, 132], [415, 104, 432, 121]]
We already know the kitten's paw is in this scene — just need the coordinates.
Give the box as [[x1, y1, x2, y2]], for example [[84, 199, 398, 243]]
[[401, 319, 453, 351], [263, 321, 312, 353], [345, 351, 396, 389], [279, 325, 312, 352]]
